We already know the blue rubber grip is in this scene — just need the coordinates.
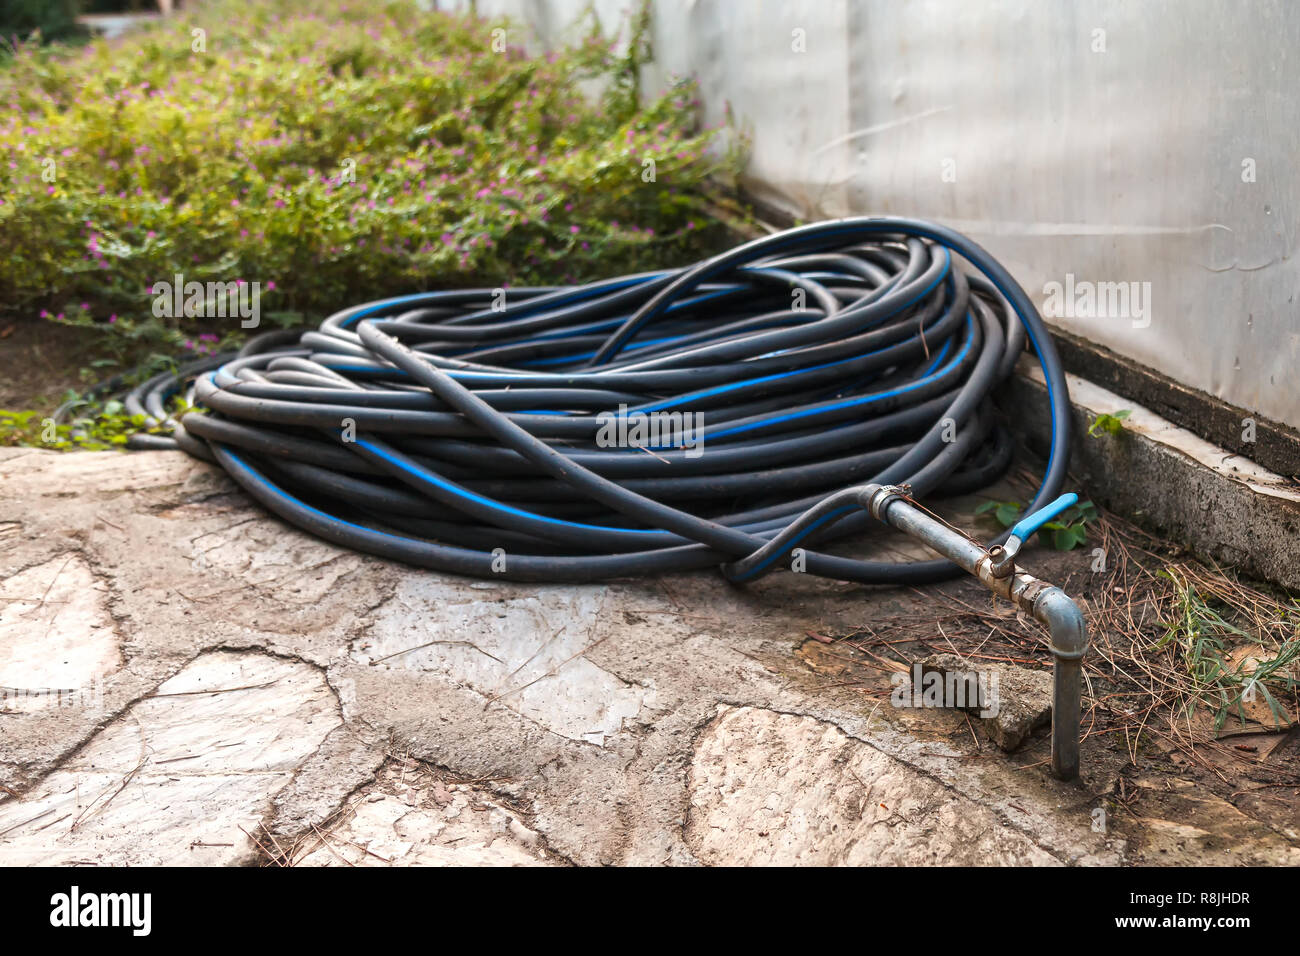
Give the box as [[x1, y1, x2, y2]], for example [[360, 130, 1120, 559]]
[[1010, 493, 1078, 541]]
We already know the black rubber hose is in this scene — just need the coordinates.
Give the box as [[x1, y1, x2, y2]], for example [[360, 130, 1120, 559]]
[[128, 216, 1071, 584]]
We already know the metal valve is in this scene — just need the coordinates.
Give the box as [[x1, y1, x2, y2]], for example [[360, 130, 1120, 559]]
[[987, 493, 1079, 578]]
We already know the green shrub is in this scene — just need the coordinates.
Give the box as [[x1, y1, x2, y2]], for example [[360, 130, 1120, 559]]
[[0, 0, 742, 362]]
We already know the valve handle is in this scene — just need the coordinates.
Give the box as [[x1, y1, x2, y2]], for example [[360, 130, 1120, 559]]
[[1009, 493, 1079, 543], [988, 493, 1079, 578]]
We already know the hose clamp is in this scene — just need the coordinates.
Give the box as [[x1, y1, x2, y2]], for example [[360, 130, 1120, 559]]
[[863, 483, 909, 522]]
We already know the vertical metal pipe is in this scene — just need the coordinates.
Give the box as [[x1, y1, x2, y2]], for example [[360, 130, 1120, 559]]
[[1052, 657, 1082, 780], [1033, 587, 1088, 781]]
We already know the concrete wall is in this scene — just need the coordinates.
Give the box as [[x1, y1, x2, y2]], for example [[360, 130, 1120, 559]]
[[439, 0, 1300, 433]]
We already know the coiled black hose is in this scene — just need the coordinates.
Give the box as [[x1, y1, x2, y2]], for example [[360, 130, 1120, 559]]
[[124, 217, 1072, 583]]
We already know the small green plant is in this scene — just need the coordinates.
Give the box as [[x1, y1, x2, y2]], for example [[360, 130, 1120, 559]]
[[1088, 409, 1132, 437], [0, 403, 172, 451], [1156, 567, 1300, 730], [975, 498, 1098, 550], [0, 351, 197, 449]]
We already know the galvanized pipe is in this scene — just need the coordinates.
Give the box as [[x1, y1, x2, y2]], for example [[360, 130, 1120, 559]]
[[1031, 587, 1086, 781], [858, 484, 1087, 780]]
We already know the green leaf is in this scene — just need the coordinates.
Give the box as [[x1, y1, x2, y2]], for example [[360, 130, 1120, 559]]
[[1088, 410, 1132, 438], [995, 503, 1021, 527]]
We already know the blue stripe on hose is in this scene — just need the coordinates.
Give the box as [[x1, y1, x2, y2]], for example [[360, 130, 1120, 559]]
[[736, 503, 860, 579], [705, 312, 974, 442], [354, 438, 671, 537], [223, 446, 418, 541]]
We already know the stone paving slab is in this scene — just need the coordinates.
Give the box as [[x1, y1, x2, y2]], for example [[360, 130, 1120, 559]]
[[0, 448, 1292, 866]]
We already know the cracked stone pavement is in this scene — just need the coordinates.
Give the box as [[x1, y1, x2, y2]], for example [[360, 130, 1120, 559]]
[[1, 447, 1295, 866]]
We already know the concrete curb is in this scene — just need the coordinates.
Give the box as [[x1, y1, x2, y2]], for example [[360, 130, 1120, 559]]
[[1005, 355, 1300, 591]]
